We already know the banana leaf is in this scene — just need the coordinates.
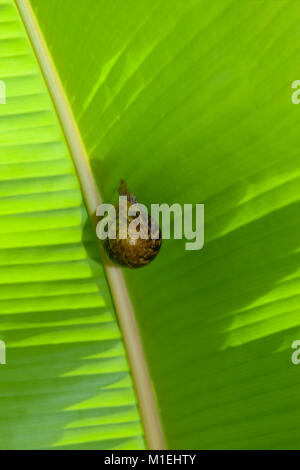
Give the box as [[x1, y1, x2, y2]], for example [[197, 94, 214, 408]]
[[0, 0, 145, 450], [1, 0, 300, 450]]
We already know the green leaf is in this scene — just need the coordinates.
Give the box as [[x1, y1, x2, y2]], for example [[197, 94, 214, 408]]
[[0, 0, 145, 450], [29, 0, 300, 449]]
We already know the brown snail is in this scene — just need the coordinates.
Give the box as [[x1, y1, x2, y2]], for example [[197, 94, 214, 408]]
[[102, 180, 162, 268]]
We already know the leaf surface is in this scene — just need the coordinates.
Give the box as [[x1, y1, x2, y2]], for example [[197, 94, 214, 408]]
[[0, 0, 145, 450], [29, 0, 300, 449]]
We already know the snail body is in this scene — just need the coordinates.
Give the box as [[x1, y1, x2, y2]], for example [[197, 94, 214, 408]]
[[103, 181, 162, 268]]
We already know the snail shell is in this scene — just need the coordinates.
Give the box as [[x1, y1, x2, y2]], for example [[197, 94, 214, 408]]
[[103, 181, 162, 268]]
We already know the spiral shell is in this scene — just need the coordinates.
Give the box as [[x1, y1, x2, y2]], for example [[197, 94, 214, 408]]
[[103, 181, 162, 268]]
